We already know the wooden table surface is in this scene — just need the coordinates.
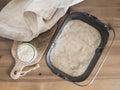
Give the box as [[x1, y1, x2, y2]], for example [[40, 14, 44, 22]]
[[0, 0, 120, 90]]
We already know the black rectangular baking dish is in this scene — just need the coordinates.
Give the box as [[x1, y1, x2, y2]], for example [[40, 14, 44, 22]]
[[45, 12, 109, 82]]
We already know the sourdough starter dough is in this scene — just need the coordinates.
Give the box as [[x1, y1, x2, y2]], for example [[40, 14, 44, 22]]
[[17, 43, 37, 63], [50, 20, 101, 77]]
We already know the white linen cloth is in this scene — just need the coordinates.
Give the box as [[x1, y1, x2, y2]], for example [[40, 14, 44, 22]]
[[0, 0, 84, 41]]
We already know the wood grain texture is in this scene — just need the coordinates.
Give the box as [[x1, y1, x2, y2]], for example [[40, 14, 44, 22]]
[[0, 0, 120, 90]]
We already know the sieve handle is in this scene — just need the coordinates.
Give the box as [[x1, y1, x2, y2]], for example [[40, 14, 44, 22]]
[[73, 24, 116, 87]]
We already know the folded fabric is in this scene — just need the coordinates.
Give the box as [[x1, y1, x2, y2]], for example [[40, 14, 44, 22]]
[[0, 0, 84, 41]]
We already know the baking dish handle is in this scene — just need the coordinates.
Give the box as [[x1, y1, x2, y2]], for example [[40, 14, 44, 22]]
[[73, 24, 115, 87]]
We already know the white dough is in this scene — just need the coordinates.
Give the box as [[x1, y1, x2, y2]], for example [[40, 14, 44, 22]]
[[17, 43, 37, 63], [50, 20, 101, 77]]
